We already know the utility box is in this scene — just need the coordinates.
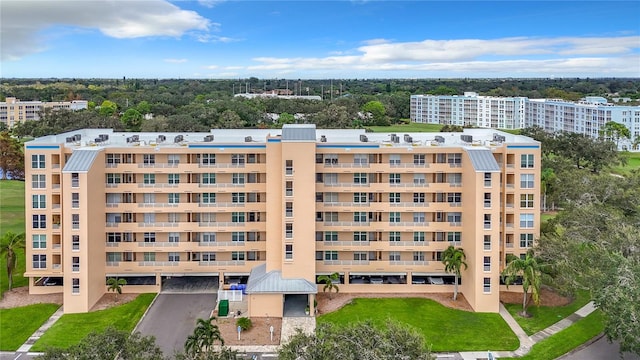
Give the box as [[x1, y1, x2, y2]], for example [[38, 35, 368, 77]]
[[218, 299, 229, 317]]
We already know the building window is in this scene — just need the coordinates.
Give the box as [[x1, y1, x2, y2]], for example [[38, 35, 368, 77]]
[[144, 232, 156, 243], [232, 212, 245, 223], [448, 173, 462, 186], [353, 231, 367, 242], [520, 214, 534, 228], [72, 235, 80, 250], [201, 193, 216, 204], [168, 154, 180, 165], [447, 153, 462, 166], [448, 212, 462, 224], [521, 154, 534, 168], [484, 193, 491, 208], [202, 232, 216, 243], [483, 235, 491, 250], [72, 214, 80, 229], [144, 252, 156, 261], [353, 154, 368, 165], [447, 231, 461, 244], [285, 223, 293, 239], [324, 232, 337, 242], [168, 252, 180, 262], [520, 174, 535, 189], [32, 174, 46, 189], [202, 173, 216, 184], [32, 234, 46, 249], [483, 256, 491, 272], [413, 193, 425, 203], [72, 278, 80, 294], [143, 174, 155, 184], [285, 244, 293, 260], [413, 154, 426, 165], [168, 232, 180, 243], [71, 173, 79, 187], [32, 154, 45, 168], [389, 212, 400, 223], [143, 154, 155, 165], [389, 154, 400, 165], [389, 252, 401, 261], [484, 172, 492, 187], [285, 181, 293, 196], [231, 251, 245, 261], [353, 192, 366, 203], [168, 193, 180, 204], [232, 173, 245, 184], [232, 154, 245, 165], [389, 231, 401, 242], [72, 257, 80, 272], [33, 254, 46, 269], [285, 160, 293, 175], [71, 193, 79, 208], [389, 173, 401, 184], [413, 231, 425, 242], [32, 215, 46, 229], [106, 174, 121, 184], [389, 193, 400, 203], [284, 202, 293, 217], [447, 192, 461, 205], [168, 174, 180, 184], [323, 173, 337, 185], [201, 154, 216, 165], [413, 251, 425, 261], [230, 231, 244, 242], [413, 174, 426, 185], [483, 214, 491, 229], [106, 154, 121, 165], [520, 233, 534, 248], [324, 251, 338, 260], [353, 252, 367, 261], [354, 173, 367, 184], [520, 194, 535, 208], [354, 212, 367, 222], [413, 212, 426, 223], [32, 194, 46, 209], [483, 278, 491, 293]]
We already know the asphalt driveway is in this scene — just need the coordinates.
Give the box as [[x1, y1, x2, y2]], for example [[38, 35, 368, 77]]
[[135, 294, 217, 356]]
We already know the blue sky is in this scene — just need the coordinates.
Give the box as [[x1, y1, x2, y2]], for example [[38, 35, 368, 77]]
[[1, 0, 639, 79]]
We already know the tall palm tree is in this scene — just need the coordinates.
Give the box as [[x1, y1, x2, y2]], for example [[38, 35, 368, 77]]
[[106, 277, 127, 301], [0, 231, 25, 291], [442, 246, 467, 301], [184, 317, 224, 358], [501, 252, 549, 317], [317, 272, 340, 300]]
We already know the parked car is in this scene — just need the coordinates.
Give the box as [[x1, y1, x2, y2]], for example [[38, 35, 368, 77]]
[[370, 277, 384, 284], [412, 278, 426, 284], [427, 277, 444, 285]]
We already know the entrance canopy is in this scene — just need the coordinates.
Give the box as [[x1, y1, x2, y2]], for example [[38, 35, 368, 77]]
[[246, 264, 317, 294]]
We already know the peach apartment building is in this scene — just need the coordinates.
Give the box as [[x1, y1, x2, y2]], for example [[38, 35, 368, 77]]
[[24, 124, 540, 314]]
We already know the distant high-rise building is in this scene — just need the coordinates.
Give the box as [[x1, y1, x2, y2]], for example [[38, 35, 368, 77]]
[[0, 97, 88, 127]]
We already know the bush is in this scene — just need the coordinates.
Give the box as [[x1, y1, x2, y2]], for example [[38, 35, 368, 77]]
[[236, 317, 252, 331]]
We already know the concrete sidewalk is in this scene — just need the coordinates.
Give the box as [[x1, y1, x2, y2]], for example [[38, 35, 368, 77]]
[[17, 306, 64, 353]]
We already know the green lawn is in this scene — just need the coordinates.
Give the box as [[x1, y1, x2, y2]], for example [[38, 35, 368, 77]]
[[505, 290, 591, 335], [0, 180, 27, 296], [0, 303, 60, 351], [31, 293, 156, 351], [502, 311, 605, 360], [318, 298, 519, 352], [614, 151, 640, 174], [368, 123, 443, 133]]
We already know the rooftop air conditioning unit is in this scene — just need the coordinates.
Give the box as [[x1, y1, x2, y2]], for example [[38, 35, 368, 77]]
[[204, 135, 214, 142], [244, 136, 252, 142], [94, 137, 102, 143], [73, 134, 82, 141], [460, 135, 473, 143], [359, 135, 368, 142], [493, 133, 506, 142], [131, 135, 139, 142], [434, 136, 445, 143], [174, 135, 184, 143], [404, 134, 413, 143], [157, 135, 166, 143], [66, 137, 74, 143], [320, 135, 327, 142]]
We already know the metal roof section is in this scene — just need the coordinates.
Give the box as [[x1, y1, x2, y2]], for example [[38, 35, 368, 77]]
[[62, 149, 102, 173], [281, 124, 317, 141], [245, 264, 318, 294], [465, 148, 501, 172]]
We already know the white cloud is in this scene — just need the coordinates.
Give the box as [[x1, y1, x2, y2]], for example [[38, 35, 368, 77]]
[[1, 0, 211, 60], [164, 58, 188, 63], [198, 0, 224, 8], [204, 65, 219, 69], [240, 36, 640, 77]]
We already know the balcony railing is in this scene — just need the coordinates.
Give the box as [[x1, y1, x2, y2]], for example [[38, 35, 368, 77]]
[[390, 241, 430, 246], [323, 241, 370, 246], [323, 260, 370, 266], [198, 260, 246, 266], [138, 242, 179, 247], [390, 260, 429, 266], [322, 202, 370, 207], [323, 221, 370, 226], [198, 241, 246, 246], [139, 222, 179, 228], [138, 261, 179, 266], [138, 203, 179, 208], [390, 222, 429, 227]]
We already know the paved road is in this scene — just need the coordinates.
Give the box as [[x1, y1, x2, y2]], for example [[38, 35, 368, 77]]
[[135, 293, 217, 356], [561, 336, 640, 360]]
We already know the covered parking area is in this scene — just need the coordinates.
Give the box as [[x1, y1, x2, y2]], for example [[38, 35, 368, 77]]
[[161, 274, 219, 293]]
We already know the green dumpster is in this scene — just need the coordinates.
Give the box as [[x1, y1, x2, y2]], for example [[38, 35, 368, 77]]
[[218, 299, 229, 317]]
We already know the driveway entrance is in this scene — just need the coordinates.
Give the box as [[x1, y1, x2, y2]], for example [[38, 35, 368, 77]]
[[283, 294, 308, 317], [135, 293, 217, 356]]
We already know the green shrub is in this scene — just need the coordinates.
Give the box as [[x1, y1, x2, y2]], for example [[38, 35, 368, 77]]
[[236, 317, 252, 331]]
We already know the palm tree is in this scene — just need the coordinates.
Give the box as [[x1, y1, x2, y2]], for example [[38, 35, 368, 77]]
[[0, 231, 25, 291], [442, 246, 467, 301], [106, 277, 127, 301], [501, 252, 549, 317], [184, 317, 224, 358], [317, 272, 340, 299]]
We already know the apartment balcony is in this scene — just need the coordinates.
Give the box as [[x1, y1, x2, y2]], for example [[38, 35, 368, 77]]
[[106, 260, 259, 273], [318, 260, 435, 272], [389, 202, 430, 208], [321, 221, 371, 227], [389, 221, 430, 227]]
